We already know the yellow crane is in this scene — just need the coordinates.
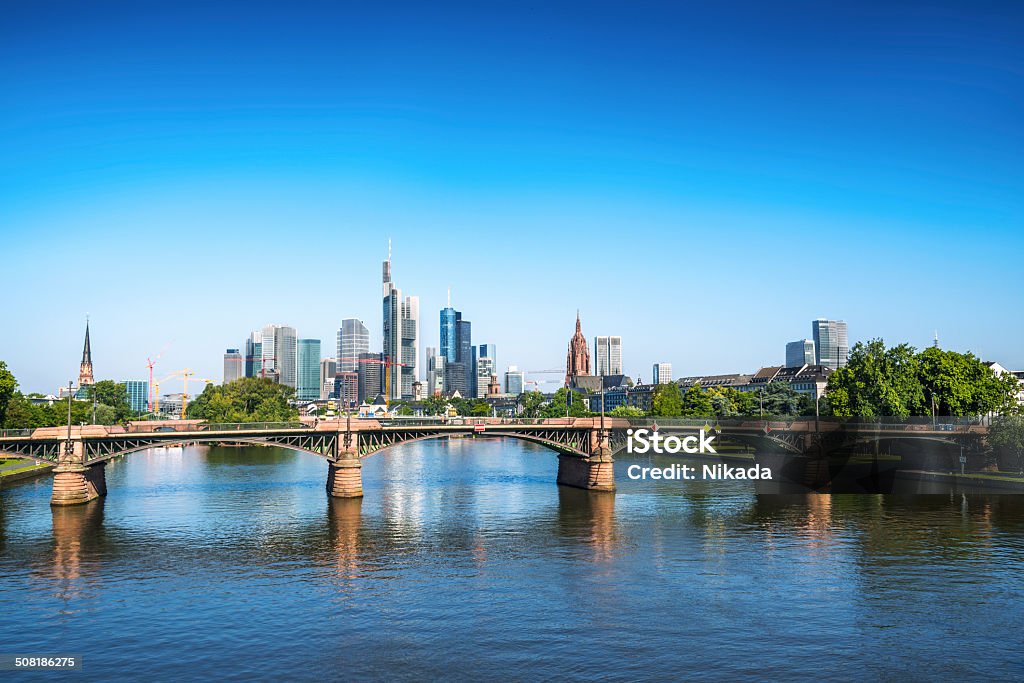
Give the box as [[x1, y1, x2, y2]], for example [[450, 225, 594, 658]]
[[153, 369, 213, 418]]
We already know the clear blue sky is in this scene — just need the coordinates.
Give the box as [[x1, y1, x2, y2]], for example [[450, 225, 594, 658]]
[[2, 0, 1022, 393]]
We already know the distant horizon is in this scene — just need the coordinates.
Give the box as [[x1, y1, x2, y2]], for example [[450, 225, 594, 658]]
[[3, 1, 1022, 393]]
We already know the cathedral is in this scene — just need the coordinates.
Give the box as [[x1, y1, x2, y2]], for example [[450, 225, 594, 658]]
[[565, 312, 591, 386]]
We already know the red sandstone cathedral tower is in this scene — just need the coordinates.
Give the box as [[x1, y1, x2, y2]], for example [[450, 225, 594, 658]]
[[565, 311, 591, 386], [78, 319, 94, 388]]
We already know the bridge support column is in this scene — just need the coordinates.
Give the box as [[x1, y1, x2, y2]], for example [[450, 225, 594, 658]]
[[51, 463, 106, 506], [327, 459, 363, 498], [557, 454, 615, 492]]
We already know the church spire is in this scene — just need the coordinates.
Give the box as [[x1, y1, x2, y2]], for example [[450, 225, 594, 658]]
[[78, 318, 94, 386]]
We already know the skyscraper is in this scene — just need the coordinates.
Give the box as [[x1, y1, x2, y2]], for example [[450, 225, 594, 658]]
[[381, 246, 419, 400], [457, 318, 472, 395], [319, 358, 337, 399], [505, 365, 524, 395], [426, 348, 446, 397], [296, 339, 321, 401], [440, 306, 459, 362], [337, 319, 369, 372], [565, 312, 591, 386], [475, 344, 495, 398], [223, 349, 243, 384], [653, 363, 672, 385], [260, 324, 297, 387], [594, 336, 623, 376], [357, 352, 383, 403], [785, 339, 816, 368], [244, 331, 262, 378], [812, 319, 849, 370], [121, 380, 148, 414]]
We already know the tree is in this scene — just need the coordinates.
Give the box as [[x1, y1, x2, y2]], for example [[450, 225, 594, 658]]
[[652, 383, 683, 417], [186, 377, 298, 422], [759, 382, 806, 417], [89, 380, 133, 422], [518, 391, 546, 418], [827, 340, 924, 418], [0, 361, 17, 427], [421, 395, 448, 416], [543, 388, 591, 418], [918, 347, 1019, 417], [989, 416, 1024, 473]]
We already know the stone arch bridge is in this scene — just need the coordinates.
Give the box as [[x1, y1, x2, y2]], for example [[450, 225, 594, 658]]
[[0, 417, 986, 505]]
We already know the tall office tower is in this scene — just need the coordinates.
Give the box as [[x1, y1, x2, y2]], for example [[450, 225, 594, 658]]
[[594, 336, 623, 376], [120, 380, 149, 413], [786, 339, 816, 368], [319, 358, 337, 399], [381, 246, 419, 400], [78, 319, 94, 388], [565, 312, 591, 385], [812, 319, 849, 370], [440, 306, 459, 361], [296, 339, 321, 400], [335, 372, 358, 408], [427, 352, 446, 396], [444, 362, 467, 396], [261, 324, 297, 387], [223, 349, 243, 384], [505, 365, 524, 395], [357, 352, 383, 403], [244, 331, 263, 378], [475, 344, 495, 398], [337, 318, 369, 372], [457, 319, 473, 395], [652, 363, 672, 385]]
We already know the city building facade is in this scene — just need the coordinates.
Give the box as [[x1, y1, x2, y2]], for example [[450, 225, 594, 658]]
[[223, 349, 243, 384], [337, 318, 369, 372], [812, 319, 849, 370], [594, 335, 622, 376], [652, 362, 672, 385], [786, 339, 816, 368], [296, 338, 321, 400]]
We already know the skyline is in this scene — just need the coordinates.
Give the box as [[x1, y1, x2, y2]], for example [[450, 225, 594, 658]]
[[3, 1, 1023, 391]]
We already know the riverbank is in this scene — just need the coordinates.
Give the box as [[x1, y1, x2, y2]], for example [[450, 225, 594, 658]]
[[897, 469, 1024, 491], [0, 458, 54, 487]]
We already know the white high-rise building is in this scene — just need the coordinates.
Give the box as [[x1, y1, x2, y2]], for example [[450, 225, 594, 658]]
[[337, 319, 369, 372], [427, 348, 446, 397], [260, 324, 297, 388], [594, 336, 623, 376], [505, 365, 525, 395], [653, 362, 672, 385], [812, 319, 849, 370]]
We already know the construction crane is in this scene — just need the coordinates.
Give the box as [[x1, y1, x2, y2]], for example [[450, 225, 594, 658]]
[[153, 369, 211, 417], [336, 356, 408, 407]]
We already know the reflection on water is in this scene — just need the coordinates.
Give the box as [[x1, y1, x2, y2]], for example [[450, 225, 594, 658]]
[[0, 441, 1023, 680]]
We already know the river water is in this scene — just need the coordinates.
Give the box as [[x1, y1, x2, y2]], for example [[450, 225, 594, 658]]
[[1, 439, 1023, 681]]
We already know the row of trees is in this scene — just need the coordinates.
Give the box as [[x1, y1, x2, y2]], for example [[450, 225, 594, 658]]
[[826, 341, 1020, 418]]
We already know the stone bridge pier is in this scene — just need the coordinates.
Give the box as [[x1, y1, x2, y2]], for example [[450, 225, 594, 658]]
[[555, 424, 615, 492], [51, 440, 107, 506], [326, 437, 363, 498]]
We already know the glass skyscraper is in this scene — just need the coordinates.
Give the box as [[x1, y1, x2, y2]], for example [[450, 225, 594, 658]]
[[337, 318, 369, 372], [121, 380, 149, 414], [812, 319, 848, 370], [594, 336, 623, 376], [786, 339, 816, 368], [296, 339, 321, 401]]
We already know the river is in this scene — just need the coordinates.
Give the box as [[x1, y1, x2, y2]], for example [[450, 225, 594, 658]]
[[1, 439, 1023, 680]]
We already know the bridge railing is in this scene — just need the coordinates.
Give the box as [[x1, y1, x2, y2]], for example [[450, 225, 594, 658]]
[[0, 428, 34, 438], [125, 421, 308, 434]]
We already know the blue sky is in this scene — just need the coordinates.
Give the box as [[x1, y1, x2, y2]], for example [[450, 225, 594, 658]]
[[2, 0, 1022, 393]]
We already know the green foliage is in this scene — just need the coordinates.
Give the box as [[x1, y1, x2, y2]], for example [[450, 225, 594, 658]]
[[827, 339, 1019, 418], [543, 387, 592, 418], [421, 395, 448, 416], [0, 361, 17, 427], [609, 405, 645, 417], [3, 394, 94, 429], [185, 377, 298, 423], [652, 383, 683, 417], [989, 416, 1024, 472], [518, 391, 546, 418], [88, 380, 133, 422]]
